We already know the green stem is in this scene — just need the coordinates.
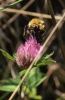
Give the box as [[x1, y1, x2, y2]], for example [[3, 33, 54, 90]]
[[0, 0, 23, 11]]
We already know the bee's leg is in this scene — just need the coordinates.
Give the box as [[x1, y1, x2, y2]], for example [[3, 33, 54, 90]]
[[23, 25, 30, 39], [42, 31, 46, 37]]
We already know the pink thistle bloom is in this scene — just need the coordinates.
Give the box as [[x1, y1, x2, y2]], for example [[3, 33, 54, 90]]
[[16, 36, 40, 69]]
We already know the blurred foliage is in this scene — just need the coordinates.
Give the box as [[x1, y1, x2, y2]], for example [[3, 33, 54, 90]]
[[0, 67, 47, 100]]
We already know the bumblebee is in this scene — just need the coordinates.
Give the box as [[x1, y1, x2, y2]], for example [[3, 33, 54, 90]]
[[23, 18, 46, 43]]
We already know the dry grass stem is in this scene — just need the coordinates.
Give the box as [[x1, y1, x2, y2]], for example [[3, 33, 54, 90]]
[[8, 12, 65, 100], [2, 0, 35, 29], [1, 8, 63, 21]]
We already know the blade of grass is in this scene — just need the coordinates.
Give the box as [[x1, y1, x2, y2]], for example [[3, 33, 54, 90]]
[[0, 92, 10, 100], [0, 0, 23, 11]]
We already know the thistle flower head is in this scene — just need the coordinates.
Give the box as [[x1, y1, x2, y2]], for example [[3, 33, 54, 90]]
[[16, 36, 40, 69]]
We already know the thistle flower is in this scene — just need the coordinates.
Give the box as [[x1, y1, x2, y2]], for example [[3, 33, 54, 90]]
[[16, 36, 40, 69]]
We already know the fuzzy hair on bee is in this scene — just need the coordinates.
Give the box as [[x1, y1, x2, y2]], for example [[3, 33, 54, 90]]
[[23, 18, 46, 43]]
